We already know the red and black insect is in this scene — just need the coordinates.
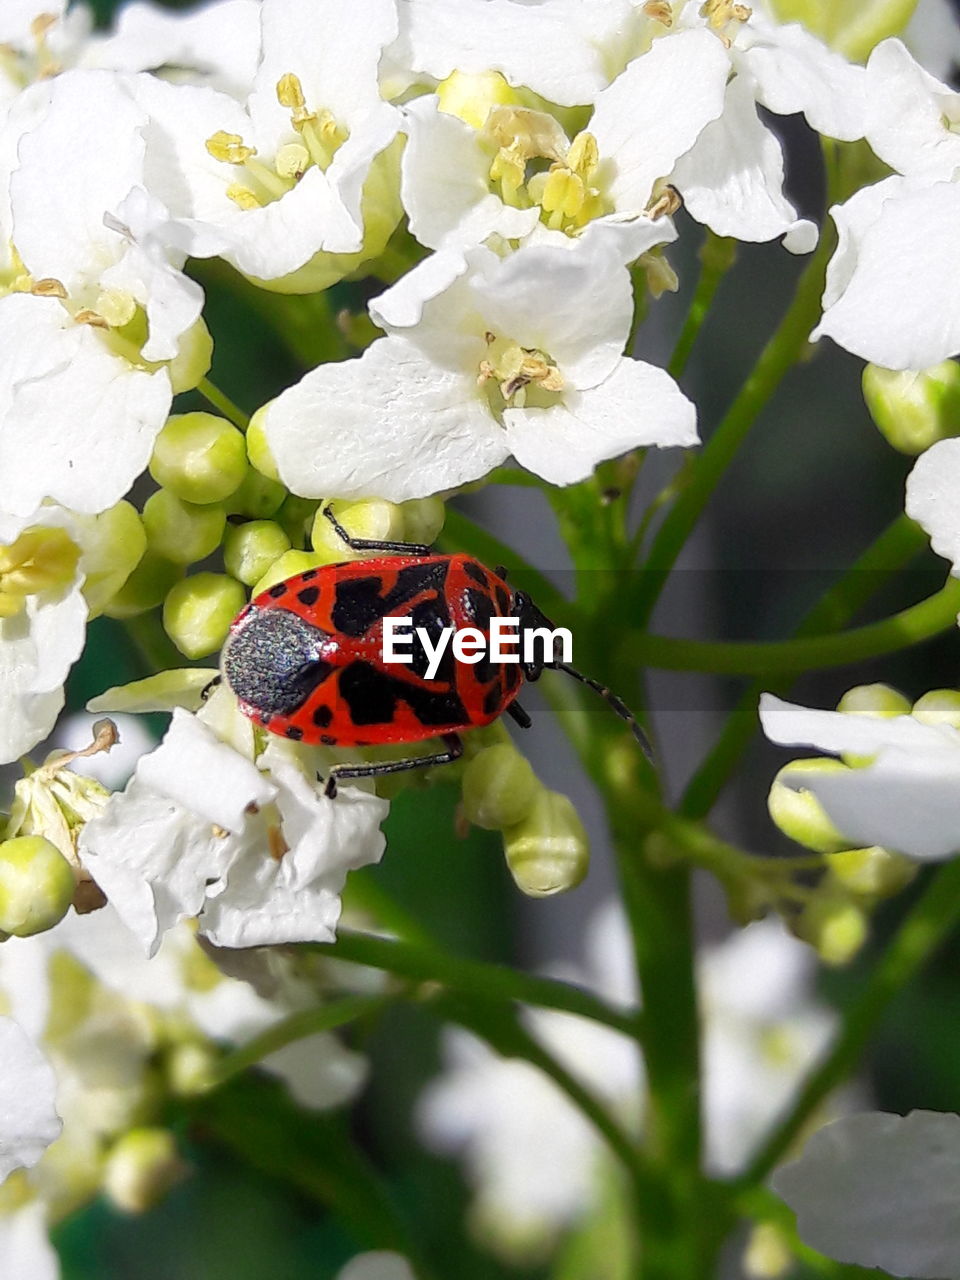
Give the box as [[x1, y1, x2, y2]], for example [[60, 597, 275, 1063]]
[[220, 508, 651, 796]]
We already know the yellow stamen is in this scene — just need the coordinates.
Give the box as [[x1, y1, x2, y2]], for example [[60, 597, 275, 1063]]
[[268, 826, 289, 861], [74, 309, 109, 328], [0, 527, 80, 598], [205, 130, 257, 164], [566, 131, 599, 181], [275, 141, 310, 180], [31, 278, 67, 299], [646, 184, 682, 220], [225, 183, 262, 210], [642, 1, 673, 24], [95, 289, 137, 329]]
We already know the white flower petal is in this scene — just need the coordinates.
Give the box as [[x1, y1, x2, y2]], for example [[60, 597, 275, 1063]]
[[740, 20, 867, 142], [471, 239, 633, 389], [503, 358, 697, 486], [395, 0, 638, 107], [369, 248, 470, 330], [399, 95, 541, 252], [0, 573, 88, 766], [672, 75, 815, 249], [0, 1017, 60, 1181], [264, 336, 509, 502], [11, 69, 145, 288], [0, 1204, 59, 1280], [816, 175, 907, 313], [91, 0, 262, 99], [261, 1034, 369, 1109], [590, 29, 730, 213], [760, 693, 958, 756], [136, 708, 276, 833], [773, 1111, 960, 1278], [865, 39, 960, 181], [337, 1253, 416, 1280], [814, 181, 960, 369], [906, 438, 960, 573], [0, 294, 171, 516]]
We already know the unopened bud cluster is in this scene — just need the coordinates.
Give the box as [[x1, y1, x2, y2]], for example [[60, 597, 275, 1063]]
[[767, 683, 921, 965], [460, 729, 589, 895]]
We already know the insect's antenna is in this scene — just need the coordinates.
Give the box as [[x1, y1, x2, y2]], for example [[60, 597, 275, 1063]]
[[556, 664, 654, 762]]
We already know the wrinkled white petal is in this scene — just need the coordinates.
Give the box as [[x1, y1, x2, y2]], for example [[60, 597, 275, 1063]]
[[814, 181, 960, 368], [906, 438, 960, 573], [136, 708, 276, 833], [394, 0, 638, 107], [817, 175, 907, 314], [503, 358, 697, 485], [774, 1111, 960, 1278], [761, 695, 960, 860], [92, 0, 262, 98], [399, 95, 541, 251], [865, 39, 960, 181], [0, 1204, 58, 1280], [673, 75, 816, 250], [0, 1017, 60, 1181], [264, 336, 509, 502], [369, 249, 469, 329], [0, 294, 171, 516], [590, 29, 729, 213], [740, 20, 867, 142]]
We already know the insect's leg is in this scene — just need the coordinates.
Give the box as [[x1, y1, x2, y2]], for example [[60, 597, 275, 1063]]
[[506, 700, 532, 729], [322, 505, 432, 556], [323, 733, 463, 799], [201, 674, 222, 702], [494, 565, 508, 581]]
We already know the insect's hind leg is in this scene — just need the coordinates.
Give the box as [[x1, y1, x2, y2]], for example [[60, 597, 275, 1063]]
[[322, 505, 433, 556], [323, 733, 463, 799], [506, 700, 532, 729]]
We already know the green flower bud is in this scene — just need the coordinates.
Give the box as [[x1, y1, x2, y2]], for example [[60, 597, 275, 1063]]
[[246, 403, 280, 482], [836, 684, 910, 767], [163, 573, 246, 659], [149, 412, 248, 505], [744, 1221, 793, 1280], [250, 549, 327, 597], [166, 1041, 219, 1097], [768, 759, 850, 855], [166, 317, 213, 394], [75, 502, 147, 618], [826, 846, 917, 899], [769, 0, 920, 60], [437, 68, 518, 128], [402, 496, 446, 547], [502, 790, 589, 897], [0, 836, 75, 937], [223, 469, 286, 519], [223, 521, 292, 587], [102, 552, 184, 619], [311, 498, 406, 562], [862, 361, 960, 456], [796, 894, 869, 967], [462, 744, 540, 830], [142, 490, 226, 566], [277, 495, 320, 548], [102, 1129, 187, 1214], [911, 689, 960, 729], [836, 683, 911, 718]]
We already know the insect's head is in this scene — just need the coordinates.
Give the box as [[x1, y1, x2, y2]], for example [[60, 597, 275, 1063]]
[[510, 590, 565, 681]]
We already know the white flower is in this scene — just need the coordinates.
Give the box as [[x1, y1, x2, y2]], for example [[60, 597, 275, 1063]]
[[700, 918, 837, 1174], [760, 693, 960, 860], [396, 7, 865, 254], [0, 1016, 60, 1182], [78, 696, 388, 953], [773, 1110, 960, 1278], [264, 234, 697, 498], [129, 0, 401, 287], [905, 435, 960, 577], [416, 906, 838, 1251], [813, 40, 960, 369], [0, 1204, 58, 1280], [0, 69, 209, 518]]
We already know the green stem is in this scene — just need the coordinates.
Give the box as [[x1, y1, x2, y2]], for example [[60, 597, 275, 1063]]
[[633, 230, 835, 629], [668, 234, 737, 380], [680, 514, 927, 820], [740, 857, 960, 1188], [211, 993, 396, 1086], [626, 577, 960, 674], [324, 929, 642, 1037], [197, 376, 250, 430]]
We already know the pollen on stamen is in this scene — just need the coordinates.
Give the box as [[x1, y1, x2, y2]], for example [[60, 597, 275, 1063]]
[[74, 309, 109, 329], [642, 1, 673, 24], [31, 278, 67, 298], [206, 130, 256, 164], [268, 826, 289, 861]]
